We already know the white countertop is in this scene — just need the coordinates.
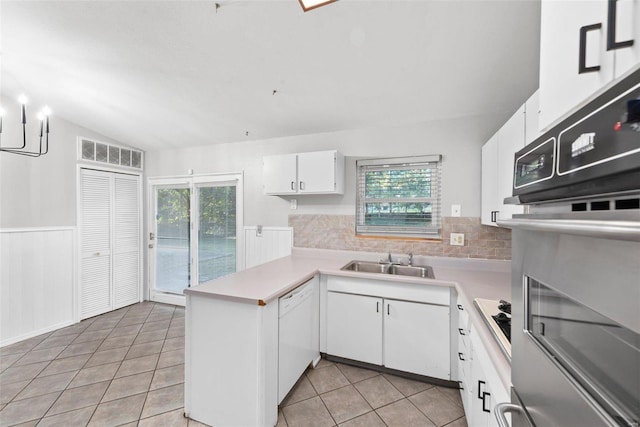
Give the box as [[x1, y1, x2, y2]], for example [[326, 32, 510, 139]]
[[185, 247, 512, 389]]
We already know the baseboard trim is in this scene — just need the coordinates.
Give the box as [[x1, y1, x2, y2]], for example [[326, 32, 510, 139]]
[[0, 319, 75, 348]]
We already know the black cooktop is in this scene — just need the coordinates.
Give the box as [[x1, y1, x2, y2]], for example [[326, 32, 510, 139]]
[[491, 299, 512, 343]]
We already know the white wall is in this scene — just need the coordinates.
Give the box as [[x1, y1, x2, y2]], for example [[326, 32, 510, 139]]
[[146, 115, 496, 226], [0, 228, 76, 346], [0, 95, 128, 228]]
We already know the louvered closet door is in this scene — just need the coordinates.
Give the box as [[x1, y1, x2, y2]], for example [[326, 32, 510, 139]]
[[113, 175, 140, 309], [80, 169, 112, 318]]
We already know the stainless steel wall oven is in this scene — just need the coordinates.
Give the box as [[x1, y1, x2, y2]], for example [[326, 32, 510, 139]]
[[498, 66, 640, 427]]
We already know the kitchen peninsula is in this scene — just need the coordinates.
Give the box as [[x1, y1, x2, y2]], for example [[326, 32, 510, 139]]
[[184, 248, 511, 427]]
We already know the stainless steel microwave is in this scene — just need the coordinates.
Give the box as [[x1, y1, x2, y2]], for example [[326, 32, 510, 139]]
[[511, 66, 640, 204]]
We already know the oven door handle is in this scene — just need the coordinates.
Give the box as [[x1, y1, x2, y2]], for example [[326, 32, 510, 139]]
[[495, 402, 534, 427]]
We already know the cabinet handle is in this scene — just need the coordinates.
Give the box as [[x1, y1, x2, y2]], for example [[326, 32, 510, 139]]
[[299, 181, 305, 190], [457, 304, 464, 311], [579, 23, 602, 74], [458, 328, 466, 336], [482, 391, 491, 413], [376, 301, 379, 313], [478, 380, 486, 399], [491, 210, 499, 222], [458, 352, 465, 361], [291, 181, 296, 191], [387, 303, 390, 315], [607, 0, 634, 51]]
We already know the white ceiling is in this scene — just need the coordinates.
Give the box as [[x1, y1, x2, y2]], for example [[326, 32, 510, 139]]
[[1, 0, 540, 151]]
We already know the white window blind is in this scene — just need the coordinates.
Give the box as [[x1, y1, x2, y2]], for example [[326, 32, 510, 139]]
[[356, 155, 442, 238]]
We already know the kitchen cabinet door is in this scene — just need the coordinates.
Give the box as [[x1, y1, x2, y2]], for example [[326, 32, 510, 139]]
[[384, 299, 450, 379], [524, 90, 541, 145], [469, 352, 491, 427], [456, 302, 472, 415], [297, 151, 338, 194], [326, 292, 383, 365], [481, 105, 526, 226], [263, 153, 297, 195], [469, 327, 511, 427], [612, 0, 640, 79], [538, 0, 614, 131], [481, 134, 499, 226], [496, 105, 525, 222]]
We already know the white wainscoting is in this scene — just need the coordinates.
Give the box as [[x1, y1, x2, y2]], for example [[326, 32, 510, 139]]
[[244, 226, 293, 269], [0, 227, 76, 347]]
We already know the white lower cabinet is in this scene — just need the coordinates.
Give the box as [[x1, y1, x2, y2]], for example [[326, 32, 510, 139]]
[[456, 299, 510, 427], [326, 285, 450, 380], [384, 299, 450, 379], [326, 292, 383, 365]]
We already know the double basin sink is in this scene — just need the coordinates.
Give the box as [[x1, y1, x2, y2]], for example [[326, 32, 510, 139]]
[[341, 260, 435, 279]]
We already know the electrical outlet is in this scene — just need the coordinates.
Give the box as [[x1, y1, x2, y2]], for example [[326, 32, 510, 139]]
[[290, 199, 297, 210], [451, 204, 461, 217], [450, 233, 464, 246]]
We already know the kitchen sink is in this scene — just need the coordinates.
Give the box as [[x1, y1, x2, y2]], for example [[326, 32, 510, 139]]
[[341, 260, 435, 279]]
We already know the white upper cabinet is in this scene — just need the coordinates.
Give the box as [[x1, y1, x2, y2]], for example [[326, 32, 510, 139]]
[[613, 0, 640, 78], [524, 90, 541, 145], [538, 0, 639, 131], [263, 153, 298, 195], [263, 150, 344, 195], [481, 134, 499, 226], [481, 105, 526, 226]]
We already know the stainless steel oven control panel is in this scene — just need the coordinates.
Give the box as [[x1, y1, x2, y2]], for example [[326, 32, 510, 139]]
[[512, 66, 640, 204]]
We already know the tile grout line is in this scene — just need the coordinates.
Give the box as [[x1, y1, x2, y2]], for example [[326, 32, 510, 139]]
[[136, 305, 175, 423], [36, 303, 138, 425], [2, 302, 170, 426]]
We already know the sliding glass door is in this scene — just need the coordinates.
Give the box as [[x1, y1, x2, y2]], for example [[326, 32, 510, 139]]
[[196, 184, 237, 284], [149, 174, 242, 303], [154, 185, 191, 295]]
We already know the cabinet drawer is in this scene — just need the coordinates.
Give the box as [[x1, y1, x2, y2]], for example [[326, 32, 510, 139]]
[[327, 276, 451, 306]]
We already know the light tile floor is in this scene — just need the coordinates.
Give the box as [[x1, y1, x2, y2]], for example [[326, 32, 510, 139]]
[[0, 302, 468, 427], [279, 360, 467, 427]]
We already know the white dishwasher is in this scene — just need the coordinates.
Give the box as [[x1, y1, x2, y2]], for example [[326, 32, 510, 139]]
[[278, 277, 318, 403]]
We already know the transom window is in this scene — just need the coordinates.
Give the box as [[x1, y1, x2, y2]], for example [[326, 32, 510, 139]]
[[356, 155, 442, 238]]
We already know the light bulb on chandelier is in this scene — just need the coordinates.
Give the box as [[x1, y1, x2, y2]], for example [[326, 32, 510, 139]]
[[0, 94, 51, 157]]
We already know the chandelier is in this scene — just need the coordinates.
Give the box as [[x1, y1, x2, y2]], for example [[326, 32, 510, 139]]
[[0, 95, 51, 157]]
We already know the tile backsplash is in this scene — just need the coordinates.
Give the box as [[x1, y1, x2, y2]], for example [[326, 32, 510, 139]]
[[288, 215, 511, 260]]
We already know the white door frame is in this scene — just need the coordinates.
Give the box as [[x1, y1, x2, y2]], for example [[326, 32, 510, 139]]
[[147, 172, 244, 306], [76, 164, 143, 322]]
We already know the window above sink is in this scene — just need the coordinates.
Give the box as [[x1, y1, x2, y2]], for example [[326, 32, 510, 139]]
[[356, 155, 442, 239]]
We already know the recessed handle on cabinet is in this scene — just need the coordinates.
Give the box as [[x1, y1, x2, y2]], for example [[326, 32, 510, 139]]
[[579, 23, 602, 74], [607, 0, 634, 51], [299, 181, 305, 190], [458, 328, 466, 336], [290, 181, 295, 191], [482, 391, 491, 413], [458, 352, 465, 361], [478, 380, 486, 399]]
